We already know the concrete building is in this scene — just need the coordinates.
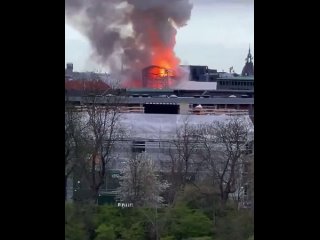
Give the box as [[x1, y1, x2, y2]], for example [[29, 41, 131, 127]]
[[67, 112, 254, 205], [66, 94, 254, 119], [216, 76, 254, 90]]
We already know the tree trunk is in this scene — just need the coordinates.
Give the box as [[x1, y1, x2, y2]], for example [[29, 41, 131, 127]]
[[220, 191, 229, 208], [91, 186, 100, 204]]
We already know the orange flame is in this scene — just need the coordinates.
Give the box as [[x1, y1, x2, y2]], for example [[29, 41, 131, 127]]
[[145, 21, 181, 88], [122, 13, 185, 89], [150, 29, 179, 66]]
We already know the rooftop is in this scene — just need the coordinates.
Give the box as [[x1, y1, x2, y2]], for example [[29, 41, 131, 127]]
[[172, 80, 217, 90], [217, 76, 254, 81]]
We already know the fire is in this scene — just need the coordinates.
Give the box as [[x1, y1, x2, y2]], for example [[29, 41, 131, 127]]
[[121, 11, 186, 89], [145, 19, 181, 89]]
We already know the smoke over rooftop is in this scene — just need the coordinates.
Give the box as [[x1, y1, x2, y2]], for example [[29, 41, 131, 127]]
[[65, 0, 193, 88]]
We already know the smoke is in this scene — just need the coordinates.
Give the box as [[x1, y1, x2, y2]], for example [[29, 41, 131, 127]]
[[65, 0, 193, 87]]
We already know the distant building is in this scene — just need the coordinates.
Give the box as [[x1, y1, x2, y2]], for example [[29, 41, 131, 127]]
[[142, 65, 172, 89], [216, 76, 254, 90], [65, 63, 74, 80], [188, 65, 209, 81], [216, 47, 254, 90], [67, 113, 254, 205], [180, 65, 220, 82], [65, 63, 110, 81]]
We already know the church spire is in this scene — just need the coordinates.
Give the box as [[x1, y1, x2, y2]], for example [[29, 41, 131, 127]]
[[246, 45, 253, 63], [241, 44, 254, 76]]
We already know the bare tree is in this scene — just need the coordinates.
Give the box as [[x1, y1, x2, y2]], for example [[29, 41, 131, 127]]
[[118, 152, 169, 240], [65, 102, 89, 201], [165, 118, 202, 203], [198, 116, 252, 207], [118, 152, 169, 207], [81, 94, 125, 203]]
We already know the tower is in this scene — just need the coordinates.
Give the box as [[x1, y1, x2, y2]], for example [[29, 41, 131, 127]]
[[241, 46, 254, 76]]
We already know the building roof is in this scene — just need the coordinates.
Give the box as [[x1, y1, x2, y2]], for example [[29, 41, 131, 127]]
[[172, 80, 217, 90], [217, 76, 254, 81], [124, 97, 253, 105], [65, 80, 110, 91], [79, 113, 253, 141], [119, 113, 254, 140], [66, 96, 254, 105], [127, 88, 174, 93]]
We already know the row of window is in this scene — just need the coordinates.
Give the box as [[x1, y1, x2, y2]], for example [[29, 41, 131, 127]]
[[219, 81, 254, 86], [133, 140, 253, 154]]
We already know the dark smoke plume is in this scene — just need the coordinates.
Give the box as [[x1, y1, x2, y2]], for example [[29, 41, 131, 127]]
[[66, 0, 193, 87]]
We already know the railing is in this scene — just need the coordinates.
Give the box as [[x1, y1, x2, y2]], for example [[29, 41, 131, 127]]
[[68, 105, 248, 115], [190, 108, 249, 116], [119, 106, 144, 113], [66, 105, 145, 113]]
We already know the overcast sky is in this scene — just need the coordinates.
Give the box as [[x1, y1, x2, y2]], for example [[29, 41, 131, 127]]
[[65, 0, 254, 73]]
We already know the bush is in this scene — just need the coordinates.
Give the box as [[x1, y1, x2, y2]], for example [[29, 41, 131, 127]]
[[94, 224, 116, 240], [161, 236, 175, 240], [122, 222, 145, 240], [185, 237, 212, 240], [162, 204, 212, 239], [65, 221, 87, 240]]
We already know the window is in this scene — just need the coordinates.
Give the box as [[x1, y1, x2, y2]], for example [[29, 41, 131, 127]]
[[132, 141, 145, 153]]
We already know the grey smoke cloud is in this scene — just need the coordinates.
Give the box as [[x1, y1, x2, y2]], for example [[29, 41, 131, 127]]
[[66, 0, 193, 85]]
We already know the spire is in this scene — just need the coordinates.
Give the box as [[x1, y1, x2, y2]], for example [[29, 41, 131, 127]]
[[246, 45, 253, 63], [241, 44, 254, 76]]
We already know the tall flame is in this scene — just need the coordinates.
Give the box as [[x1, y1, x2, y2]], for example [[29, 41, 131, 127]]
[[144, 21, 181, 88]]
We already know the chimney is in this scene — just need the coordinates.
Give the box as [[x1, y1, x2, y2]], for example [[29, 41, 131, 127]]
[[66, 63, 73, 73], [66, 63, 74, 79]]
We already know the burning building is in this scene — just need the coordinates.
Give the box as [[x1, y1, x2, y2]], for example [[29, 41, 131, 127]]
[[142, 65, 174, 89]]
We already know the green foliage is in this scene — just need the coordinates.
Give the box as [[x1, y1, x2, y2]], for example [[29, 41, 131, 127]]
[[161, 236, 175, 240], [213, 208, 253, 240], [162, 203, 212, 240], [65, 196, 253, 240], [175, 184, 221, 219], [94, 224, 116, 240], [181, 185, 215, 209], [65, 221, 87, 240], [65, 203, 89, 240], [122, 222, 145, 240], [94, 205, 121, 227], [185, 237, 212, 240], [93, 205, 146, 239], [65, 203, 98, 240]]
